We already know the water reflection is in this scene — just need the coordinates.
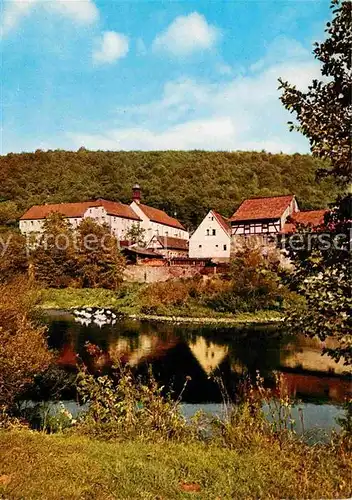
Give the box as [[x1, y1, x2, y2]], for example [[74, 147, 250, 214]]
[[46, 312, 351, 407]]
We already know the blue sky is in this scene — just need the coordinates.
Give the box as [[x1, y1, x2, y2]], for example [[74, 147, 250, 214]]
[[1, 0, 331, 154]]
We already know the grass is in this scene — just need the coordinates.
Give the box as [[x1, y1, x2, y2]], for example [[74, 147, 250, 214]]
[[38, 287, 283, 324], [0, 429, 350, 499], [38, 288, 125, 310]]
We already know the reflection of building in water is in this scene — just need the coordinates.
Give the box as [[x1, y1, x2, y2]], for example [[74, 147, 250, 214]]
[[57, 342, 77, 367], [281, 338, 349, 376], [280, 372, 351, 403], [108, 334, 179, 367], [279, 337, 351, 403], [188, 338, 228, 375]]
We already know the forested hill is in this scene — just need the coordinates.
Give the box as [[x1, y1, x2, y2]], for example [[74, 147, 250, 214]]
[[0, 150, 340, 229]]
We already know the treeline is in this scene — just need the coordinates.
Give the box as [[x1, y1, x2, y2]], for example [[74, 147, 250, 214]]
[[0, 150, 340, 230]]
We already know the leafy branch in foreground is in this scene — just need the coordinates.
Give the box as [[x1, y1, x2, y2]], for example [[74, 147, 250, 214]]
[[279, 0, 352, 365], [279, 0, 351, 183]]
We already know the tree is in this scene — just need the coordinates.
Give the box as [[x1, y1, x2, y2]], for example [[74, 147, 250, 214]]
[[0, 278, 52, 411], [31, 213, 77, 287], [279, 0, 351, 183], [75, 218, 126, 289], [0, 201, 19, 227], [124, 223, 146, 247], [279, 0, 352, 365], [0, 231, 28, 284]]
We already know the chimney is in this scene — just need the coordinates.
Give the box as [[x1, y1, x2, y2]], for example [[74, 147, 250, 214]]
[[132, 183, 141, 204]]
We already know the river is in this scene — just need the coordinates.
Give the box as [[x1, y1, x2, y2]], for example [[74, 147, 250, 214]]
[[35, 310, 351, 436]]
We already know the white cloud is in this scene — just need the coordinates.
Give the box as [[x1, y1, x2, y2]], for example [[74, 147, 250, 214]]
[[70, 117, 238, 151], [1, 0, 98, 37], [93, 31, 129, 64], [51, 0, 99, 24], [152, 12, 220, 56], [69, 38, 321, 153]]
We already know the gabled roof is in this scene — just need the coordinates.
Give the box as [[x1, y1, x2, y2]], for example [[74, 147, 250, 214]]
[[151, 235, 189, 251], [122, 246, 163, 258], [137, 203, 185, 230], [20, 199, 140, 221], [281, 210, 327, 234], [96, 199, 140, 221], [212, 211, 231, 235], [230, 195, 295, 222]]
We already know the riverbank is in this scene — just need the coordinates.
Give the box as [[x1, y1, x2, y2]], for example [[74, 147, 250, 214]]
[[38, 287, 284, 325], [0, 430, 350, 499]]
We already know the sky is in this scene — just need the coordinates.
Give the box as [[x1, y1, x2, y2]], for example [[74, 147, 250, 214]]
[[0, 0, 332, 155]]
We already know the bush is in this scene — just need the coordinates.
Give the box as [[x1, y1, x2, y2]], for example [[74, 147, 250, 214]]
[[207, 249, 293, 314], [76, 364, 190, 441], [0, 278, 53, 413]]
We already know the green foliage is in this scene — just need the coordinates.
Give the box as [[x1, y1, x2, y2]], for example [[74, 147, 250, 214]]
[[77, 353, 189, 441], [284, 200, 351, 365], [0, 201, 20, 227], [32, 213, 78, 288], [74, 218, 126, 289], [279, 0, 351, 182], [207, 249, 295, 314], [39, 287, 120, 310], [279, 1, 352, 365], [0, 278, 52, 413], [31, 214, 126, 290], [0, 230, 28, 284], [0, 150, 341, 230], [124, 223, 146, 246]]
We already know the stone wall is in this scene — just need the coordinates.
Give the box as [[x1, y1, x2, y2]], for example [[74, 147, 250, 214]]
[[123, 264, 217, 283]]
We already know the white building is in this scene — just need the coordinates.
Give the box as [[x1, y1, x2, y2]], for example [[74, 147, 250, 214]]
[[19, 199, 141, 240], [19, 185, 189, 244], [189, 210, 231, 261], [130, 184, 189, 241]]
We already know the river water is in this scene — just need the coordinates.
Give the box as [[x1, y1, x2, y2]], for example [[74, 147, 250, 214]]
[[40, 311, 351, 435]]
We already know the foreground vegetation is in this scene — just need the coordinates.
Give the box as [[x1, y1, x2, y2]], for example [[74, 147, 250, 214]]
[[1, 428, 351, 499]]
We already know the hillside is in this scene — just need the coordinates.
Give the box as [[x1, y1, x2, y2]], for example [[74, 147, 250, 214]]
[[0, 150, 340, 229]]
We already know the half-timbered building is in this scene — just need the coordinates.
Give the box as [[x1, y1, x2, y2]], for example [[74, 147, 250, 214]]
[[230, 195, 299, 239]]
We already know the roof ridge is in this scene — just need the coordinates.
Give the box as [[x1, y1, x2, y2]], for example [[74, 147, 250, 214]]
[[244, 194, 294, 201]]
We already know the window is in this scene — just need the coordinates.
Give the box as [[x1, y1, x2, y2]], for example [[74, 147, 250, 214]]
[[216, 244, 218, 248], [199, 244, 202, 248], [165, 231, 168, 236], [211, 216, 214, 221], [212, 229, 216, 236], [244, 224, 250, 233], [223, 244, 227, 251], [262, 223, 269, 232], [206, 229, 210, 236]]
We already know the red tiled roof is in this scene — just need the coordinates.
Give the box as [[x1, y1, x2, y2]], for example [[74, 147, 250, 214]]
[[137, 203, 185, 230], [154, 236, 189, 251], [212, 211, 231, 235], [96, 199, 140, 221], [230, 195, 295, 222], [20, 199, 140, 221], [281, 210, 327, 234]]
